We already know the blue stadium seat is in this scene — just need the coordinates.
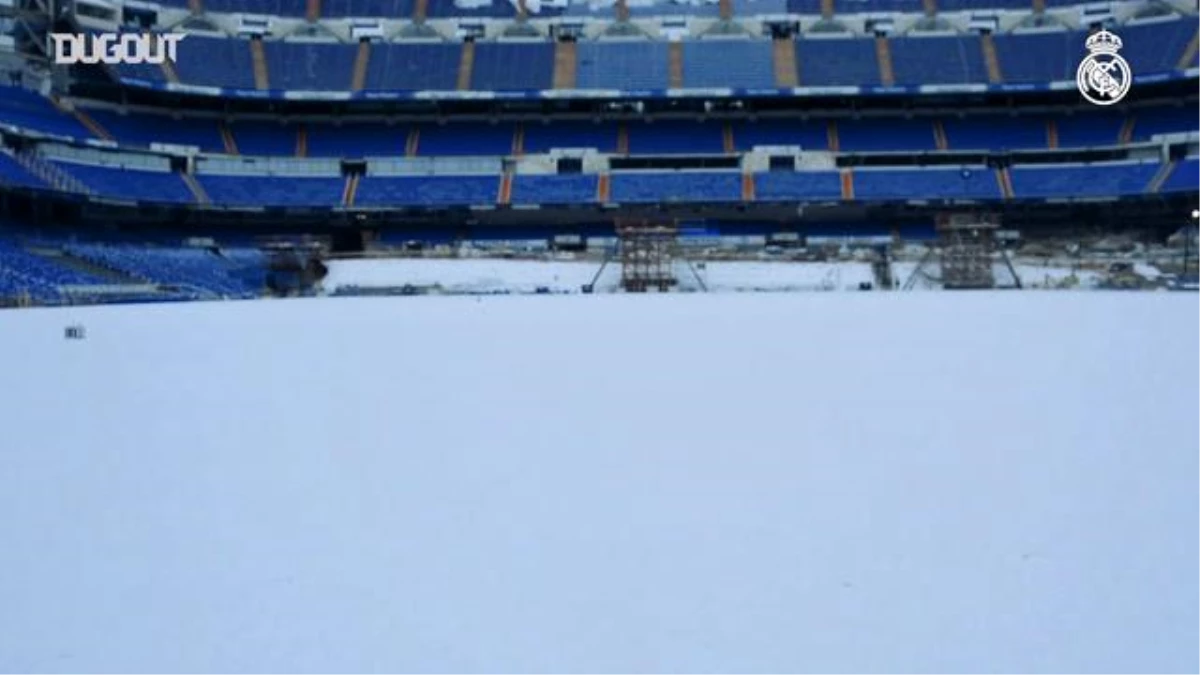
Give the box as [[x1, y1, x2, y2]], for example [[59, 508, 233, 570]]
[[1131, 104, 1196, 141], [54, 162, 196, 203], [523, 121, 617, 153], [232, 121, 297, 156], [0, 237, 104, 302], [682, 40, 775, 89], [173, 36, 257, 89], [322, 0, 413, 16], [1055, 109, 1124, 148], [511, 175, 596, 204], [85, 109, 226, 153], [471, 42, 554, 91], [785, 0, 824, 13], [62, 243, 264, 297], [203, 0, 307, 16], [307, 123, 408, 157], [363, 42, 462, 91], [754, 171, 843, 201], [1161, 158, 1199, 194], [838, 118, 937, 152], [796, 36, 880, 86], [115, 59, 169, 84], [938, 0, 1027, 10], [733, 118, 828, 151], [853, 167, 1000, 200], [1117, 17, 1195, 76], [943, 114, 1046, 151], [0, 153, 48, 190], [576, 41, 670, 90], [627, 121, 725, 154], [993, 29, 1081, 83], [198, 174, 345, 206], [889, 35, 986, 85], [416, 123, 513, 156], [425, 0, 517, 19], [264, 41, 356, 90], [0, 86, 92, 139], [610, 171, 742, 203], [1009, 162, 1159, 198], [355, 175, 498, 206]]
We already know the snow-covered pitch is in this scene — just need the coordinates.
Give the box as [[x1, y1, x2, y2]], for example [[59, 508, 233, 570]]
[[0, 293, 1197, 673]]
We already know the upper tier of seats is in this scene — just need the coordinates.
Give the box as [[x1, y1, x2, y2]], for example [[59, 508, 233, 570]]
[[111, 17, 1198, 94], [137, 0, 1161, 19]]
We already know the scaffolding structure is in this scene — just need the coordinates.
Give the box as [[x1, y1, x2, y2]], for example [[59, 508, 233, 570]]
[[617, 220, 679, 292], [937, 213, 1000, 289]]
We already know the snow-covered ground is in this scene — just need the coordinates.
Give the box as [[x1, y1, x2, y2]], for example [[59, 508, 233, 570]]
[[323, 259, 878, 294], [324, 257, 1132, 295], [0, 293, 1197, 673]]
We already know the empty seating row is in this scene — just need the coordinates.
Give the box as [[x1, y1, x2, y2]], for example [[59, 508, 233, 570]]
[[154, 0, 1123, 20], [0, 236, 104, 302], [54, 161, 196, 203], [62, 243, 265, 296], [0, 153, 47, 190], [31, 106, 1193, 158], [110, 18, 1198, 93], [7, 161, 1188, 207]]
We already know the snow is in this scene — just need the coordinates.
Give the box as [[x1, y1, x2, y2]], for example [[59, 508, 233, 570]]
[[0, 293, 1197, 673], [324, 259, 877, 294]]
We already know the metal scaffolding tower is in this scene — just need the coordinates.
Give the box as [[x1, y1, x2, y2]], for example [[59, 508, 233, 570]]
[[937, 213, 1000, 290], [617, 220, 679, 292]]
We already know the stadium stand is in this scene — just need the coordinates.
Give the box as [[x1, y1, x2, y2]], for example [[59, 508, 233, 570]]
[[943, 114, 1049, 150], [197, 174, 345, 206], [265, 41, 359, 91], [626, 121, 726, 155], [1055, 109, 1126, 148], [888, 35, 988, 86], [610, 172, 744, 203], [511, 175, 598, 205], [853, 167, 1002, 201], [363, 43, 462, 91], [53, 161, 195, 204], [171, 35, 258, 90], [795, 37, 881, 87], [0, 87, 91, 139], [87, 110, 225, 154], [62, 243, 265, 297], [0, 236, 104, 302], [681, 39, 776, 90], [523, 121, 619, 154], [471, 42, 555, 91], [0, 152, 47, 190], [1008, 161, 1161, 198], [355, 175, 500, 207], [754, 171, 844, 202], [307, 123, 409, 158], [1161, 158, 1200, 193], [838, 118, 938, 152], [576, 41, 671, 90]]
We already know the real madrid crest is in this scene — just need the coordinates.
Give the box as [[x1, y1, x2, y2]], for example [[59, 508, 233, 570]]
[[1077, 29, 1132, 106]]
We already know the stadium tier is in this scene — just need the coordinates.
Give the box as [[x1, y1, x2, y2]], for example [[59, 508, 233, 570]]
[[0, 231, 265, 303], [3, 153, 1192, 208], [125, 0, 1162, 19], [3, 89, 1195, 157], [106, 17, 1197, 97]]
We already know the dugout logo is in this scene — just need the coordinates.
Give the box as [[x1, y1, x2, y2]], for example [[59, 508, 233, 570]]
[[1076, 30, 1131, 106], [51, 33, 185, 65]]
